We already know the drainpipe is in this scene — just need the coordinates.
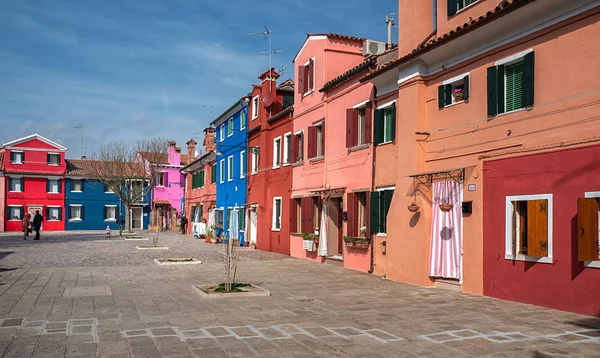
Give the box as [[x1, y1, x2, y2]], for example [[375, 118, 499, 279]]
[[432, 0, 437, 32], [368, 89, 377, 274]]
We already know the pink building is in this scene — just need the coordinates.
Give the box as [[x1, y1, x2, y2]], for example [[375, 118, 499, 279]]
[[289, 33, 381, 272], [140, 141, 187, 231], [0, 152, 4, 232]]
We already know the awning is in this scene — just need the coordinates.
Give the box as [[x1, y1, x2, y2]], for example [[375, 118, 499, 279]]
[[409, 168, 465, 186], [153, 199, 171, 205]]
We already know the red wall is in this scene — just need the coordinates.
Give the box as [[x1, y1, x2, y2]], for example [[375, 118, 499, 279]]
[[6, 177, 65, 232], [483, 145, 600, 317]]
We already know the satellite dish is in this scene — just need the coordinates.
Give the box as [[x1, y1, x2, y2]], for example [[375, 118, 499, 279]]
[[262, 93, 275, 107]]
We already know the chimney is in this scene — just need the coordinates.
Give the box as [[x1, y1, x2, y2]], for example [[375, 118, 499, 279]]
[[203, 127, 216, 153], [385, 15, 395, 46], [81, 155, 86, 160], [168, 141, 180, 165], [186, 139, 197, 164], [168, 141, 176, 147], [258, 68, 281, 116]]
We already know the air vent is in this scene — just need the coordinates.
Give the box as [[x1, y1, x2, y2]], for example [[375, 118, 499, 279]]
[[363, 40, 386, 56]]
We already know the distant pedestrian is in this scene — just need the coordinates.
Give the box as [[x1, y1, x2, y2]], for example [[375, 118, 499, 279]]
[[180, 214, 188, 234], [105, 225, 111, 239], [32, 210, 43, 240], [116, 213, 125, 236], [21, 213, 31, 240]]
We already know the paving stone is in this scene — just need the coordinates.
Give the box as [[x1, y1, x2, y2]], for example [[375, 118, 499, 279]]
[[149, 327, 177, 336], [71, 325, 93, 334], [0, 318, 23, 327]]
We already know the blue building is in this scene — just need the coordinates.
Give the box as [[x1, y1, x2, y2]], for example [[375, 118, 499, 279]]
[[65, 159, 150, 231], [211, 97, 249, 244]]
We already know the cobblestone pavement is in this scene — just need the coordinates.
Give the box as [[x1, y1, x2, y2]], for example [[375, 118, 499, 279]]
[[1, 231, 599, 357]]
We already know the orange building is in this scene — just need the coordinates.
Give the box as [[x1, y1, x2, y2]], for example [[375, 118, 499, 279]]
[[363, 0, 600, 315]]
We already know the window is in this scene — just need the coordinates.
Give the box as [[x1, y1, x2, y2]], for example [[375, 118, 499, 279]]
[[8, 178, 23, 192], [220, 124, 225, 142], [346, 192, 369, 237], [130, 181, 144, 201], [10, 151, 24, 164], [8, 206, 23, 221], [215, 209, 224, 229], [313, 197, 321, 231], [227, 155, 233, 181], [308, 123, 324, 159], [192, 170, 205, 189], [273, 137, 281, 168], [71, 179, 83, 192], [252, 96, 259, 119], [240, 111, 246, 130], [438, 75, 470, 108], [156, 172, 165, 187], [579, 194, 600, 265], [251, 150, 258, 174], [219, 159, 225, 183], [238, 208, 245, 231], [505, 194, 552, 263], [272, 197, 282, 230], [104, 183, 114, 193], [227, 117, 233, 137], [448, 0, 479, 15], [370, 189, 394, 234], [47, 153, 60, 165], [374, 102, 396, 145], [346, 105, 372, 148], [283, 133, 292, 164], [298, 58, 315, 95], [292, 198, 301, 233], [69, 205, 83, 221], [47, 179, 60, 194], [240, 151, 246, 178], [104, 206, 117, 221], [46, 207, 61, 221], [294, 131, 304, 163], [488, 50, 534, 116], [211, 163, 217, 184]]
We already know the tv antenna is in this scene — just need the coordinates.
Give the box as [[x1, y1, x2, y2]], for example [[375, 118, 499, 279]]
[[73, 125, 84, 157], [248, 25, 283, 92]]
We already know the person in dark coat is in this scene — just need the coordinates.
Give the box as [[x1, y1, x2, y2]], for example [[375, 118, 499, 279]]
[[32, 210, 43, 240], [116, 213, 125, 236], [180, 214, 188, 234]]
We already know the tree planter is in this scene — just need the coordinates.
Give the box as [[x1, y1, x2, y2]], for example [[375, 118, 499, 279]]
[[154, 258, 201, 265], [192, 283, 270, 299], [136, 246, 169, 250], [124, 236, 148, 241], [439, 204, 454, 212]]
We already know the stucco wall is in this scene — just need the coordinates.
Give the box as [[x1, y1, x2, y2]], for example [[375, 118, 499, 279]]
[[65, 179, 122, 231], [0, 176, 5, 232]]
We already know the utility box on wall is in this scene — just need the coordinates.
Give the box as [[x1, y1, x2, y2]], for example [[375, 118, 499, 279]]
[[462, 201, 473, 214]]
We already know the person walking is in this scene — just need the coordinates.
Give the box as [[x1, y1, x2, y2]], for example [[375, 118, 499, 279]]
[[116, 213, 125, 236], [21, 213, 31, 240], [32, 210, 43, 240], [180, 214, 188, 235]]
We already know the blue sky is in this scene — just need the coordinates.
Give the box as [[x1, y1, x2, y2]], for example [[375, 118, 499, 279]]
[[0, 0, 397, 158]]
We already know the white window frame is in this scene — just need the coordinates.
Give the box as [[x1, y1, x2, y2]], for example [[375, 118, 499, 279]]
[[227, 155, 234, 182], [69, 204, 83, 221], [219, 159, 225, 183], [283, 132, 292, 165], [220, 124, 225, 142], [495, 48, 533, 115], [47, 179, 60, 194], [8, 177, 23, 193], [377, 100, 396, 145], [375, 186, 396, 237], [456, 0, 481, 14], [71, 179, 83, 192], [303, 57, 316, 97], [273, 136, 282, 169], [252, 96, 259, 119], [240, 110, 246, 130], [442, 72, 470, 107], [315, 123, 324, 158], [357, 108, 366, 146], [104, 184, 114, 193], [240, 150, 245, 178], [251, 150, 258, 175], [47, 206, 61, 221], [227, 117, 234, 137], [8, 205, 23, 221], [505, 194, 553, 264], [583, 191, 600, 268], [104, 205, 117, 222], [48, 153, 60, 166], [11, 151, 24, 164], [272, 196, 282, 231], [155, 172, 165, 187]]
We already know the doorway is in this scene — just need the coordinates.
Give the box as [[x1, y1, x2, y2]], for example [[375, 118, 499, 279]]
[[327, 198, 342, 255], [131, 207, 143, 230], [249, 208, 258, 245], [28, 206, 43, 231]]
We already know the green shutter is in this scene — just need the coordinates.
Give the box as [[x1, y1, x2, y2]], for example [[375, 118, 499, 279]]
[[57, 179, 62, 193], [373, 109, 383, 145], [21, 152, 25, 163], [200, 170, 205, 188], [523, 51, 535, 108], [438, 85, 445, 109], [444, 85, 452, 107], [487, 66, 498, 116], [448, 0, 458, 16], [46, 207, 50, 220], [505, 62, 524, 112], [370, 192, 380, 234], [238, 208, 244, 231], [58, 207, 62, 221], [390, 103, 396, 142], [200, 204, 203, 217], [383, 190, 394, 234], [46, 153, 51, 164], [80, 206, 85, 220], [463, 75, 470, 101], [497, 65, 505, 114], [211, 164, 217, 183]]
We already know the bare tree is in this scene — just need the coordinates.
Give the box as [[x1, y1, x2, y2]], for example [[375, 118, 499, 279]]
[[86, 137, 169, 232], [219, 239, 239, 292]]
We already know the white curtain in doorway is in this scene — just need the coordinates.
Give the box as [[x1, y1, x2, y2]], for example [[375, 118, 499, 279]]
[[318, 203, 328, 257], [208, 209, 215, 228], [428, 180, 462, 280], [230, 210, 239, 241]]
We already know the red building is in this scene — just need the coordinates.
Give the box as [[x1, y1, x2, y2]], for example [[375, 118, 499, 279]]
[[2, 134, 67, 232], [246, 69, 294, 254], [181, 130, 217, 234]]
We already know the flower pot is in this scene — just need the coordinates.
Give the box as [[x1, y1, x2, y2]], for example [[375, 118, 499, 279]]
[[344, 241, 355, 248], [354, 241, 369, 249], [408, 204, 420, 213], [209, 237, 217, 244], [381, 245, 386, 255], [453, 94, 464, 102], [439, 204, 454, 212], [204, 236, 211, 244]]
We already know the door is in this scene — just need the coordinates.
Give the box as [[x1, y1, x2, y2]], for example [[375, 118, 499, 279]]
[[250, 209, 258, 244], [131, 207, 143, 230], [28, 206, 43, 231], [327, 198, 342, 255]]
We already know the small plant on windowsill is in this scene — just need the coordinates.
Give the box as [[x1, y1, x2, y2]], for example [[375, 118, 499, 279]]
[[359, 226, 367, 236], [343, 236, 370, 249], [452, 88, 464, 102], [296, 156, 302, 163], [51, 216, 58, 220]]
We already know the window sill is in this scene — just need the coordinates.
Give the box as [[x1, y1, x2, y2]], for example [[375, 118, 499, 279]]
[[48, 164, 59, 166], [583, 261, 600, 269], [443, 100, 466, 109], [309, 156, 324, 163], [348, 144, 369, 153], [291, 232, 303, 237], [504, 254, 553, 264], [8, 219, 22, 222], [8, 191, 23, 193], [47, 192, 60, 195], [11, 162, 23, 165], [377, 141, 394, 148], [283, 162, 291, 166], [302, 90, 314, 98], [376, 233, 387, 237], [104, 219, 117, 222], [251, 172, 258, 176], [69, 219, 83, 222], [48, 220, 60, 222], [271, 228, 281, 232], [104, 192, 115, 194], [291, 161, 304, 167], [70, 191, 83, 193], [272, 165, 281, 170], [491, 107, 531, 120]]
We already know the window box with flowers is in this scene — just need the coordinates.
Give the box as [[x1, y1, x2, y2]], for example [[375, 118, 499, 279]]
[[343, 236, 370, 249], [301, 233, 319, 245]]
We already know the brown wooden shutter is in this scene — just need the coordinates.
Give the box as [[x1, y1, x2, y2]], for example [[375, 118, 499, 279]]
[[511, 203, 517, 255], [364, 101, 372, 144], [307, 126, 316, 158], [526, 200, 549, 257], [297, 66, 306, 94], [308, 58, 314, 91], [346, 193, 355, 237], [289, 198, 297, 233], [346, 109, 354, 148], [321, 122, 325, 155], [577, 198, 599, 261], [290, 134, 298, 163]]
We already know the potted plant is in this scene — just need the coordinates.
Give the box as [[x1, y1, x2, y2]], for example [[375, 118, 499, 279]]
[[301, 233, 319, 245], [343, 236, 370, 249], [205, 227, 218, 244], [439, 203, 454, 212], [359, 226, 367, 236], [407, 202, 420, 213], [452, 88, 464, 102], [381, 240, 386, 255]]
